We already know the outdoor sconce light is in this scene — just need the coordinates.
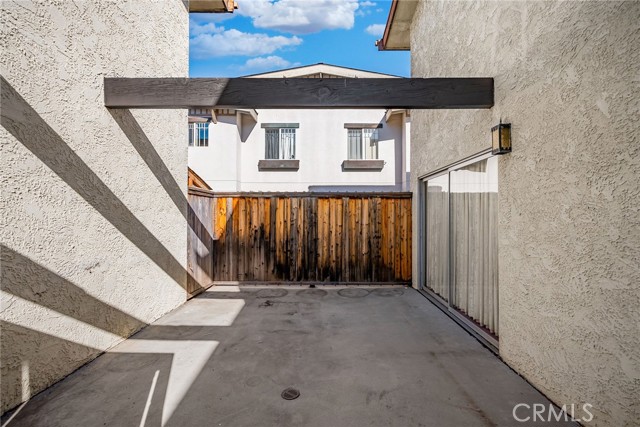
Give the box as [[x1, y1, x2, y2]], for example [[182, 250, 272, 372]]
[[491, 122, 511, 155]]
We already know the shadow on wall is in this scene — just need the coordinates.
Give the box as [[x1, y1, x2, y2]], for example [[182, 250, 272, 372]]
[[0, 77, 217, 413], [1, 287, 250, 426], [238, 113, 256, 143], [0, 76, 216, 294], [1, 76, 187, 288], [109, 108, 216, 292], [0, 246, 146, 415]]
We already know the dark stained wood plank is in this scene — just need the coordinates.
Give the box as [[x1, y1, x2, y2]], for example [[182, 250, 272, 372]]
[[195, 193, 412, 284], [269, 197, 277, 280], [105, 77, 494, 109]]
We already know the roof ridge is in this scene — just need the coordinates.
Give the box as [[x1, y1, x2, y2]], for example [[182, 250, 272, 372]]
[[241, 62, 404, 78]]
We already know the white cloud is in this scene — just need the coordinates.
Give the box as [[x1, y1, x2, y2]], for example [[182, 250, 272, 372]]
[[190, 24, 302, 59], [241, 55, 301, 72], [365, 23, 385, 37], [189, 21, 225, 36], [237, 0, 360, 34], [360, 1, 376, 7]]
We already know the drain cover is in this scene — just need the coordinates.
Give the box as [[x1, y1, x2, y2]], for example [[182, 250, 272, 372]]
[[281, 387, 300, 400]]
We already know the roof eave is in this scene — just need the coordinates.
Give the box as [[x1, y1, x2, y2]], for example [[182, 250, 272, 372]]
[[376, 0, 417, 51]]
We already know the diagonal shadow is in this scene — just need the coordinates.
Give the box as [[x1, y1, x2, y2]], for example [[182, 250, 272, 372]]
[[108, 108, 216, 283], [0, 76, 187, 289], [108, 109, 189, 220], [1, 245, 146, 337]]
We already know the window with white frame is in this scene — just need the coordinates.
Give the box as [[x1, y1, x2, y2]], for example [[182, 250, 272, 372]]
[[265, 127, 296, 159], [189, 122, 209, 147], [347, 127, 379, 159]]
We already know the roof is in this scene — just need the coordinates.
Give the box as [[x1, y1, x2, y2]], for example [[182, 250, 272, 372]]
[[188, 167, 212, 190], [242, 63, 403, 79], [376, 0, 418, 51]]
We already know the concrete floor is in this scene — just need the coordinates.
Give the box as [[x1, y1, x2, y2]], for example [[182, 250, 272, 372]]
[[2, 286, 577, 427]]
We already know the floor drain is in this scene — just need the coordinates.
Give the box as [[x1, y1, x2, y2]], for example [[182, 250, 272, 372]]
[[281, 387, 300, 400]]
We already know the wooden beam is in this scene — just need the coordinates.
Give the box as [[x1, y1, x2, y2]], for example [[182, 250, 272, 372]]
[[104, 77, 494, 109], [189, 0, 236, 13]]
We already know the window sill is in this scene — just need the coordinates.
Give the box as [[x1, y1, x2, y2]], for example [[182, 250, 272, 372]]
[[258, 159, 300, 171], [342, 160, 384, 171]]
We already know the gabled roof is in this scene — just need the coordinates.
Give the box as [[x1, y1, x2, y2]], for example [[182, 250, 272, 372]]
[[242, 63, 402, 79]]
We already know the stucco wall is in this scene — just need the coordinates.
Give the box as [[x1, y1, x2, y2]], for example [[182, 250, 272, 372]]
[[410, 1, 639, 425], [189, 115, 241, 191], [1, 0, 188, 413], [188, 109, 410, 192]]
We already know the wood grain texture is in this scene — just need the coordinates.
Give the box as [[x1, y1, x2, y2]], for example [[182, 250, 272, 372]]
[[104, 77, 494, 109], [187, 192, 412, 283]]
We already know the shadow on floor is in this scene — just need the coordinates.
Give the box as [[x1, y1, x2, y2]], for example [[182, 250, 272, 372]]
[[1, 286, 579, 427]]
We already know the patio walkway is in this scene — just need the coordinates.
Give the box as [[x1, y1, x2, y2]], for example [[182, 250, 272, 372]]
[[2, 286, 576, 427]]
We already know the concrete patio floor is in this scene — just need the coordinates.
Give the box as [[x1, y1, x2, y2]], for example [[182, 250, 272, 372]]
[[2, 286, 577, 427]]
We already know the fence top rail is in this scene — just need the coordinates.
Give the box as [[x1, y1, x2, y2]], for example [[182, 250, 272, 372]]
[[188, 187, 412, 199]]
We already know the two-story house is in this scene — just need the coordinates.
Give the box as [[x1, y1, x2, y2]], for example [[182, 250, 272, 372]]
[[188, 63, 411, 192]]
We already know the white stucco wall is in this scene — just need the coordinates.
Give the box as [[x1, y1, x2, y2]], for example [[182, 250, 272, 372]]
[[1, 0, 188, 413], [189, 115, 240, 191], [409, 1, 639, 426], [188, 109, 410, 192]]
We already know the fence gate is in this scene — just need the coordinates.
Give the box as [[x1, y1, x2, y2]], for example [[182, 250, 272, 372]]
[[187, 189, 411, 291]]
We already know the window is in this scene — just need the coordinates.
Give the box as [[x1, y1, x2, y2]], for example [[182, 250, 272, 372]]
[[188, 123, 209, 147], [422, 154, 499, 344], [265, 127, 296, 159], [348, 128, 379, 159]]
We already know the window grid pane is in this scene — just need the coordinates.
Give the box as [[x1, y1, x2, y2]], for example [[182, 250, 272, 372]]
[[348, 129, 362, 159], [280, 128, 296, 159], [265, 128, 296, 160], [265, 129, 279, 159], [188, 123, 209, 147], [363, 128, 379, 159]]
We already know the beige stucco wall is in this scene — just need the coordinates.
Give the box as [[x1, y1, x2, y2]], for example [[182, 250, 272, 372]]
[[1, 0, 188, 413], [410, 1, 639, 425]]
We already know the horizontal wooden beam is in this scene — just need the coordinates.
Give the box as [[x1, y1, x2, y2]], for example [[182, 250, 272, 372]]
[[104, 77, 493, 109], [189, 0, 236, 13]]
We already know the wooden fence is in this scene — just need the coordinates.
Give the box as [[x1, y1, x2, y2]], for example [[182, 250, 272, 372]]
[[187, 188, 411, 289]]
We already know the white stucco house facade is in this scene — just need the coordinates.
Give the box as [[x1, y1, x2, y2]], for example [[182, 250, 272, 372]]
[[188, 64, 411, 192]]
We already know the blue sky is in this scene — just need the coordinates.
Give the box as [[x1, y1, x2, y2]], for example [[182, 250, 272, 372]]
[[189, 0, 409, 77]]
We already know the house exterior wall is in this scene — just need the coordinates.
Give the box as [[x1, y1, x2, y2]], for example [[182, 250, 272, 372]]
[[188, 109, 410, 192], [189, 115, 240, 191], [1, 0, 188, 413], [409, 1, 640, 425]]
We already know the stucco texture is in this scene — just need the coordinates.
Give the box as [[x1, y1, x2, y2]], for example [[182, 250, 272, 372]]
[[410, 1, 639, 426], [1, 0, 188, 413]]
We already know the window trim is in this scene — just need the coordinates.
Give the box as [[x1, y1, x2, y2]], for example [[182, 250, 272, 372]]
[[188, 122, 209, 147], [264, 126, 297, 160], [261, 123, 299, 129], [344, 123, 383, 129], [347, 127, 380, 160]]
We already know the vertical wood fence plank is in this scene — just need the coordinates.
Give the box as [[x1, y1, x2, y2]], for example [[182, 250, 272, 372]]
[[190, 192, 412, 284]]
